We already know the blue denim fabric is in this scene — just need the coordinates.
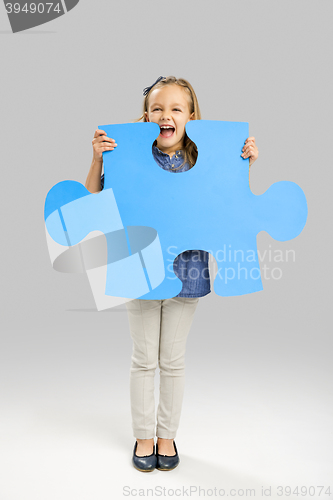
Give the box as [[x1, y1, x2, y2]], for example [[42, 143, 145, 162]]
[[100, 145, 211, 298]]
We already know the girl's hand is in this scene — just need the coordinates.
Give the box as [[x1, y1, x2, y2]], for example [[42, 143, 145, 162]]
[[241, 137, 258, 167], [92, 129, 117, 162]]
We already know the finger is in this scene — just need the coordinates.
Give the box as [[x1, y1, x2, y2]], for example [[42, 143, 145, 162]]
[[100, 137, 116, 144], [94, 129, 107, 138], [241, 146, 254, 157], [245, 145, 256, 155], [243, 148, 257, 159], [242, 140, 255, 151], [97, 145, 116, 152], [95, 136, 117, 145], [245, 136, 255, 143]]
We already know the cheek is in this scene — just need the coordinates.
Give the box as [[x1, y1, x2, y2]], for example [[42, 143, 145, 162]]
[[178, 118, 188, 131]]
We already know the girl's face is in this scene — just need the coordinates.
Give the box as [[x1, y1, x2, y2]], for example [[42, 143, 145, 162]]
[[145, 84, 194, 156]]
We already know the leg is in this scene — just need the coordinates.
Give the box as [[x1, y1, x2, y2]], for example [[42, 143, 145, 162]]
[[126, 299, 161, 455], [156, 297, 199, 454]]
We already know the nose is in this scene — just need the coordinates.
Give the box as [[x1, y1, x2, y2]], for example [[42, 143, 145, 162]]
[[161, 110, 171, 121]]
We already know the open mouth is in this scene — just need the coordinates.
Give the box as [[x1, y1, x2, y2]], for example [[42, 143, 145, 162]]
[[159, 125, 175, 138]]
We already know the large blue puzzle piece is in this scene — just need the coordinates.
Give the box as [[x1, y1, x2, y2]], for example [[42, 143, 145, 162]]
[[44, 180, 165, 299], [44, 120, 307, 299]]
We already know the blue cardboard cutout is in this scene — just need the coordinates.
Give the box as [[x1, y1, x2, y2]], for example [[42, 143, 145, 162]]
[[44, 180, 165, 299], [44, 120, 308, 299]]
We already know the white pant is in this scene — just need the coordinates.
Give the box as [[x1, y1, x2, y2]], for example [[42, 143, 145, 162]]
[[125, 297, 200, 439]]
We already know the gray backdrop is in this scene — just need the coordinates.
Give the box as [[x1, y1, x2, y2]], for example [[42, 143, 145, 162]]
[[1, 1, 332, 499]]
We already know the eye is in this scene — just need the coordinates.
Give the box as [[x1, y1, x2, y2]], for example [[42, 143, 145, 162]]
[[152, 107, 161, 111], [173, 108, 181, 112]]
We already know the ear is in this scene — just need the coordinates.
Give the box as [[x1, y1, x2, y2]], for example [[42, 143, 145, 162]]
[[189, 112, 195, 120], [144, 111, 149, 122]]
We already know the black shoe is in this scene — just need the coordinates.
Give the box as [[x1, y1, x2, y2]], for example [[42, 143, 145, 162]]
[[132, 441, 157, 472], [156, 440, 180, 471]]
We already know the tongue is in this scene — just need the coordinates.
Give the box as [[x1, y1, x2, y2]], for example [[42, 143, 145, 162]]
[[160, 128, 174, 137]]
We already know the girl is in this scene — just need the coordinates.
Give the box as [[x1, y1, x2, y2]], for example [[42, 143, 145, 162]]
[[85, 76, 258, 472]]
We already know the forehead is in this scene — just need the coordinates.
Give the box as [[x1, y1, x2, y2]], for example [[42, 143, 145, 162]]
[[148, 84, 190, 107]]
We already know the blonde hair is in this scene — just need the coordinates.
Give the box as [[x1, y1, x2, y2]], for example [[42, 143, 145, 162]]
[[136, 76, 201, 169]]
